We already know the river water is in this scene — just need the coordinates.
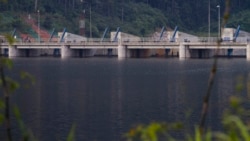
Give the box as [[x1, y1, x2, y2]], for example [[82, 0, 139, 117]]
[[2, 57, 250, 141]]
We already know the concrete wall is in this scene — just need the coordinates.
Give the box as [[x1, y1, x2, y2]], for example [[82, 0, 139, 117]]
[[247, 44, 250, 60], [61, 45, 96, 58], [212, 49, 241, 57], [189, 49, 214, 58], [129, 49, 151, 58], [94, 32, 141, 56], [10, 48, 58, 57], [222, 28, 250, 42], [222, 28, 235, 41], [95, 49, 118, 56], [231, 49, 245, 56], [178, 32, 199, 42], [179, 45, 215, 59], [112, 31, 199, 58], [9, 46, 46, 57], [167, 31, 179, 42], [58, 32, 87, 43], [110, 32, 141, 42]]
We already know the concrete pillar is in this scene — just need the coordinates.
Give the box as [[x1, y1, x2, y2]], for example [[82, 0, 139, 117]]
[[179, 44, 190, 59], [9, 45, 20, 57], [61, 45, 72, 58], [247, 44, 250, 60], [118, 45, 127, 58]]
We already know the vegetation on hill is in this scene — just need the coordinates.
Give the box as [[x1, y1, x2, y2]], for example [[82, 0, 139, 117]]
[[0, 0, 250, 37]]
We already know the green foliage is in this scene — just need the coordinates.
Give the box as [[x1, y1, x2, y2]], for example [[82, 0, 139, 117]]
[[229, 96, 242, 110], [67, 124, 76, 141], [1, 0, 249, 36], [227, 10, 250, 31], [0, 113, 4, 124], [43, 16, 52, 29], [0, 31, 37, 141], [125, 122, 183, 141], [4, 34, 15, 45], [0, 99, 4, 125], [0, 77, 20, 93], [0, 0, 7, 3], [0, 57, 13, 70], [5, 77, 20, 92], [13, 106, 38, 141], [186, 126, 212, 141], [0, 54, 20, 94], [125, 94, 250, 141], [20, 71, 35, 88], [0, 99, 4, 109], [223, 115, 249, 141], [235, 76, 245, 92]]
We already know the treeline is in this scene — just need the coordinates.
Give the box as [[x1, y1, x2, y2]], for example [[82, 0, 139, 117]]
[[0, 0, 250, 36]]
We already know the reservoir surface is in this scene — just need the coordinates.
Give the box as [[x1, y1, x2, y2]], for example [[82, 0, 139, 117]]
[[3, 57, 250, 141]]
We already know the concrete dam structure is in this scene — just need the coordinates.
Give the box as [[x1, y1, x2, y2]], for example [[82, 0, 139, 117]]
[[1, 28, 250, 59]]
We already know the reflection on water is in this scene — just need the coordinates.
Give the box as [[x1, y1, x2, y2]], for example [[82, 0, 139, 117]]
[[5, 57, 250, 141]]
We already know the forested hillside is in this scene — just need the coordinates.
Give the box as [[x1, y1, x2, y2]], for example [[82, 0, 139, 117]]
[[0, 0, 250, 37]]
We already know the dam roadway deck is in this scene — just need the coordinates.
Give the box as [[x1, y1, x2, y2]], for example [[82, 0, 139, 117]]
[[0, 40, 250, 59], [1, 41, 246, 48]]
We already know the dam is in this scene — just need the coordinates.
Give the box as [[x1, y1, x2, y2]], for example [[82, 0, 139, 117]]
[[1, 27, 250, 59]]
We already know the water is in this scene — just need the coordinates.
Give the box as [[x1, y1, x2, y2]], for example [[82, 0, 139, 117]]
[[2, 57, 250, 141]]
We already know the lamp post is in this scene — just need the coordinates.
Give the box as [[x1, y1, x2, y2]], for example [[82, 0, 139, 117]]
[[217, 5, 220, 39], [208, 0, 210, 42], [37, 10, 40, 42], [90, 5, 92, 38], [80, 1, 92, 38], [80, 0, 86, 36]]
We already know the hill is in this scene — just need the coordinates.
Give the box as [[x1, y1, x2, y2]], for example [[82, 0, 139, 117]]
[[0, 0, 250, 37]]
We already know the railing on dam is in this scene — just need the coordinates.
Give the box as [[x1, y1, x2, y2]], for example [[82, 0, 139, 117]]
[[1, 36, 250, 46]]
